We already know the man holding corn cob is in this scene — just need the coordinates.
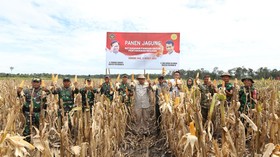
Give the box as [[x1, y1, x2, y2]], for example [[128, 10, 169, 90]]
[[80, 77, 97, 114], [17, 77, 50, 142], [100, 75, 114, 101], [198, 75, 217, 124], [239, 76, 258, 114], [218, 72, 233, 106], [116, 74, 133, 106], [155, 75, 169, 134], [51, 77, 79, 114]]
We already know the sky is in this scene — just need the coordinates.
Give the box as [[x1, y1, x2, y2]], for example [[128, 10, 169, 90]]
[[0, 0, 279, 75]]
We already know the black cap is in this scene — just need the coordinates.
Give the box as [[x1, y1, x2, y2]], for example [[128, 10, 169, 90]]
[[158, 75, 164, 79], [32, 77, 41, 82], [63, 77, 71, 82], [85, 77, 91, 81]]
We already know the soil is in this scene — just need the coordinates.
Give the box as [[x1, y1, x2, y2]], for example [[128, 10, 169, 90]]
[[119, 108, 174, 157]]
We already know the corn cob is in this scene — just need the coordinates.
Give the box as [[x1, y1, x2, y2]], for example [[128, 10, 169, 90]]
[[74, 75, 77, 83], [131, 73, 134, 82], [189, 121, 196, 136], [116, 74, 120, 82], [41, 80, 46, 88], [19, 80, 25, 88]]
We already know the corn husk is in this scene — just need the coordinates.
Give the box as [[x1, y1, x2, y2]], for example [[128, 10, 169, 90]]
[[99, 78, 103, 86], [116, 74, 120, 82], [55, 74, 58, 82], [19, 80, 24, 88], [240, 113, 258, 131], [51, 73, 54, 82]]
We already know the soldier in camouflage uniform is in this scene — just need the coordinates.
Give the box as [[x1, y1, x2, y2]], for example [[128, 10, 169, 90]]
[[239, 76, 257, 114], [217, 72, 233, 106], [155, 75, 169, 134], [100, 75, 114, 101], [117, 74, 133, 106], [80, 77, 97, 114], [198, 75, 217, 124], [17, 77, 50, 142], [52, 77, 79, 115]]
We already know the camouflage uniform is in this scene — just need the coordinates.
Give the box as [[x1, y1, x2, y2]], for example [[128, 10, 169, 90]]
[[118, 82, 133, 106], [217, 83, 233, 105], [80, 87, 97, 113], [53, 87, 79, 114], [20, 87, 48, 142], [155, 78, 169, 133], [100, 82, 114, 101], [238, 76, 257, 114], [239, 86, 257, 113], [198, 84, 209, 123]]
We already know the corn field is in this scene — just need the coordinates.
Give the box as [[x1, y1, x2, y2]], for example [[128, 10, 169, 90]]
[[0, 78, 279, 157]]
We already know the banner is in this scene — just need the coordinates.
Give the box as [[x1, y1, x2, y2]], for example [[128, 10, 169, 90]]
[[106, 32, 180, 70]]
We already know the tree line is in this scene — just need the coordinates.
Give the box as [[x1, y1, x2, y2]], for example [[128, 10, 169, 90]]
[[1, 67, 280, 80]]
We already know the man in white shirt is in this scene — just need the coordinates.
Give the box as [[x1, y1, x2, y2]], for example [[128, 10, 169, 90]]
[[166, 40, 177, 55], [159, 40, 180, 68], [106, 40, 128, 67], [169, 70, 182, 98]]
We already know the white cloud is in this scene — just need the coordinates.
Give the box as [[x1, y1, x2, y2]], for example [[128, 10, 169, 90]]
[[0, 0, 280, 75]]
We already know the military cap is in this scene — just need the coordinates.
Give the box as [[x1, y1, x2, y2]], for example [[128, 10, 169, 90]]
[[121, 74, 128, 78], [158, 75, 164, 80], [85, 77, 91, 81], [63, 77, 71, 82], [241, 76, 254, 83], [137, 74, 146, 79], [104, 75, 110, 79], [220, 72, 231, 77], [32, 77, 41, 82]]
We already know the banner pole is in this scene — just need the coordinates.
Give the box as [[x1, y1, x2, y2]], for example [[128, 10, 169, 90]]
[[144, 69, 146, 75]]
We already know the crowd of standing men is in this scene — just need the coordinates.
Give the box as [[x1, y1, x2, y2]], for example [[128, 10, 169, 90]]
[[17, 71, 258, 142]]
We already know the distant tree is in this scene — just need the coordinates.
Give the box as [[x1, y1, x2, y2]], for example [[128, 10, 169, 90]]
[[235, 67, 243, 79], [248, 68, 255, 77], [256, 67, 270, 79], [228, 68, 236, 76], [241, 66, 248, 76], [271, 69, 279, 79], [212, 67, 219, 79]]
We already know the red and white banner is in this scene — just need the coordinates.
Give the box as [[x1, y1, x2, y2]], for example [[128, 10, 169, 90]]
[[106, 32, 180, 70]]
